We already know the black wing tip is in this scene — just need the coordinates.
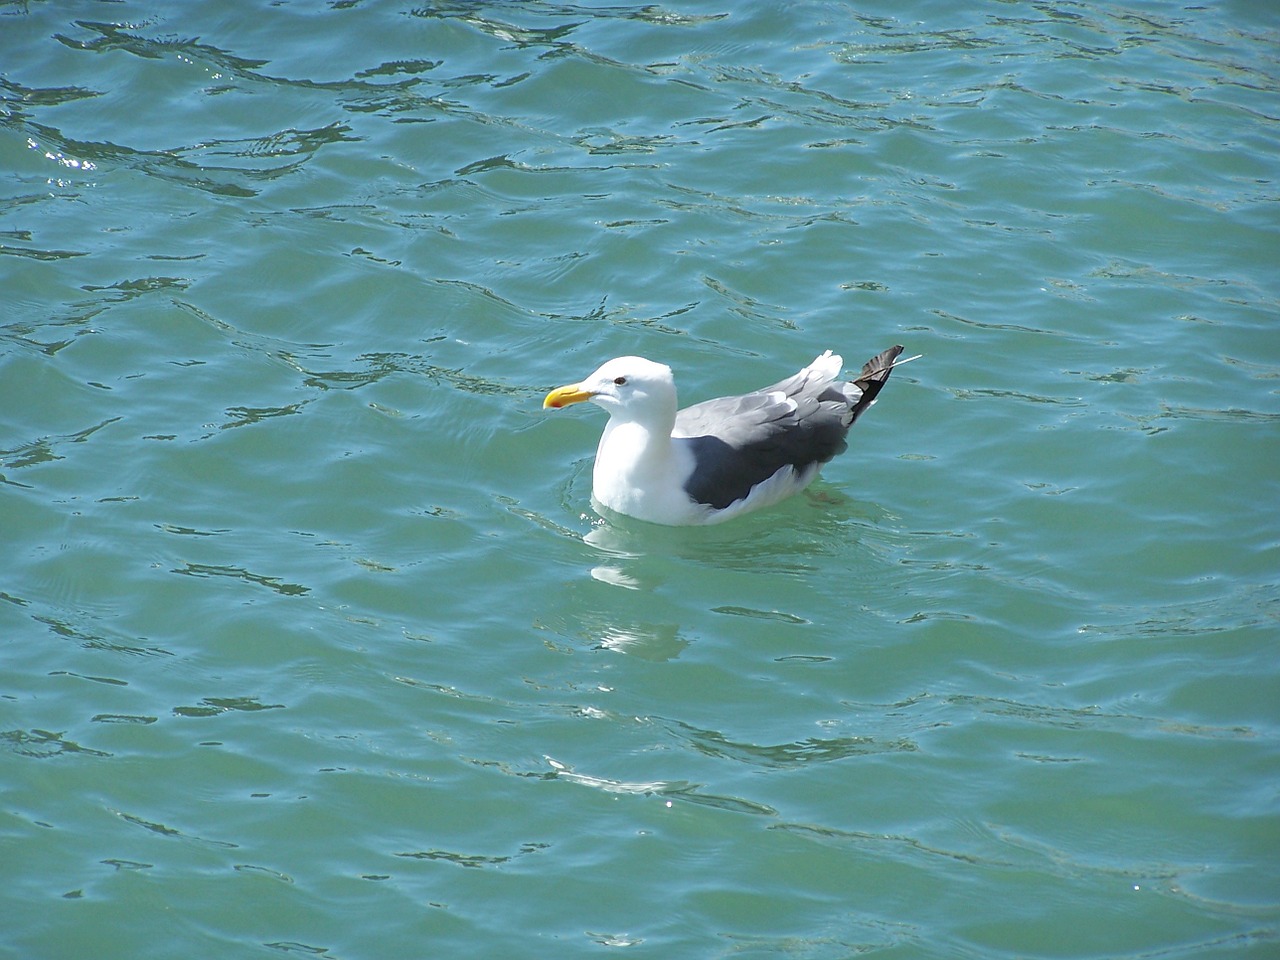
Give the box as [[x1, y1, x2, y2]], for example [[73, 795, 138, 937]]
[[847, 344, 913, 420], [860, 345, 905, 380]]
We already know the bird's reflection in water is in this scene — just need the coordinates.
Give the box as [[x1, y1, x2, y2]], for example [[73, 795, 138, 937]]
[[594, 621, 689, 662]]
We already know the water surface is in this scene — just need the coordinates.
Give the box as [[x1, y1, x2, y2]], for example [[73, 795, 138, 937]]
[[2, 2, 1278, 957]]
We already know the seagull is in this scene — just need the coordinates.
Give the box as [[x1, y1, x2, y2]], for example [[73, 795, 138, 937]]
[[543, 345, 912, 525]]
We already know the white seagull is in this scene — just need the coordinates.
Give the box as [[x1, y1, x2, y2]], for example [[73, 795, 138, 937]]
[[543, 345, 912, 525]]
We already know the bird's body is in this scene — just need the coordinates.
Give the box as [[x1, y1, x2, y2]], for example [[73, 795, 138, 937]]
[[544, 346, 909, 526]]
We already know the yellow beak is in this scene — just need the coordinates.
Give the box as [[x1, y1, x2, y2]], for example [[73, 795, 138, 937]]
[[543, 384, 595, 409]]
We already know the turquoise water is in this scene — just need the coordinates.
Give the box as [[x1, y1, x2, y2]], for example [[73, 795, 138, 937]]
[[2, 1, 1278, 957]]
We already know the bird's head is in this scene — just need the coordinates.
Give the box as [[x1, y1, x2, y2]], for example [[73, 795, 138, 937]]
[[543, 356, 677, 424]]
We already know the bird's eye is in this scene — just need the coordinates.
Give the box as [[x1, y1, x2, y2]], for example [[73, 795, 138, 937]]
[[613, 376, 627, 385]]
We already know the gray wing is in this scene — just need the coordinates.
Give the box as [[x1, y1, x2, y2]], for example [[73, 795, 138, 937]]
[[674, 346, 904, 510]]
